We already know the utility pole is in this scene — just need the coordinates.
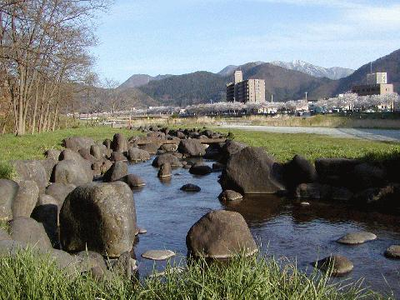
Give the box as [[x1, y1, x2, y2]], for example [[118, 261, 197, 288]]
[[270, 94, 274, 103], [305, 92, 308, 101]]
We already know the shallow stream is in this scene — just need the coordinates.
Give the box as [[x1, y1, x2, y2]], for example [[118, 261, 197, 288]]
[[130, 159, 400, 296]]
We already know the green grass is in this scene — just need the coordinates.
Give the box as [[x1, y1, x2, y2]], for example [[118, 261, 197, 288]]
[[0, 127, 141, 161], [0, 250, 385, 300], [217, 129, 400, 162]]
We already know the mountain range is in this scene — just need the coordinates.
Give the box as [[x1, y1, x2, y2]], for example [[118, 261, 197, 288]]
[[111, 49, 400, 108]]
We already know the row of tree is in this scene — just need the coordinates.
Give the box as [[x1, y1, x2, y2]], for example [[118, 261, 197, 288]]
[[0, 0, 108, 135], [126, 93, 400, 116]]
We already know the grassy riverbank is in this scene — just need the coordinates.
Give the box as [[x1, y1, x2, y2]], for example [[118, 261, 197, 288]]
[[220, 129, 400, 162], [0, 250, 382, 300], [0, 125, 399, 163]]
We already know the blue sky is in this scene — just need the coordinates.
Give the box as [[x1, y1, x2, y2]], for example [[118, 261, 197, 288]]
[[91, 0, 400, 83]]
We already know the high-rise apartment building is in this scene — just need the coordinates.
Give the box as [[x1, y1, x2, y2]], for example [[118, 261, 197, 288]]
[[226, 70, 266, 103]]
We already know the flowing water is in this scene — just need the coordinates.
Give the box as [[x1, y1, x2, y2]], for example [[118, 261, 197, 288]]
[[129, 159, 400, 296]]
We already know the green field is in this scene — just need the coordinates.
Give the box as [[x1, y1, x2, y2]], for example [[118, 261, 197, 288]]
[[220, 129, 400, 162]]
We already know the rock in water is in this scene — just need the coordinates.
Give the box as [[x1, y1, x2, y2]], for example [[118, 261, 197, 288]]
[[189, 164, 212, 176], [60, 182, 137, 257], [384, 245, 400, 259], [103, 161, 128, 182], [112, 133, 128, 153], [180, 184, 201, 192], [186, 210, 257, 259], [337, 231, 377, 245], [312, 255, 354, 276], [218, 190, 243, 202], [219, 147, 285, 194], [152, 154, 182, 168], [158, 163, 172, 178], [141, 250, 176, 261], [178, 139, 206, 157]]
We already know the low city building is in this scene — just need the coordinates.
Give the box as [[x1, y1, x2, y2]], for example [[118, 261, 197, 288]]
[[352, 72, 394, 96]]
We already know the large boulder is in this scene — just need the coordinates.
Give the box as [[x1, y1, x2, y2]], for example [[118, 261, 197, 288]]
[[52, 160, 93, 186], [186, 210, 257, 258], [103, 161, 128, 182], [315, 158, 360, 186], [31, 204, 58, 244], [112, 133, 128, 153], [351, 163, 387, 190], [220, 147, 285, 194], [40, 158, 58, 182], [219, 140, 247, 164], [178, 139, 206, 157], [110, 151, 128, 162], [127, 148, 151, 163], [12, 160, 48, 193], [0, 179, 19, 221], [60, 182, 137, 257], [62, 136, 95, 152], [12, 180, 39, 218], [295, 183, 353, 201], [139, 143, 160, 155], [283, 155, 317, 190], [45, 183, 76, 207], [10, 217, 52, 250], [90, 144, 105, 160], [120, 174, 145, 188], [152, 154, 182, 168]]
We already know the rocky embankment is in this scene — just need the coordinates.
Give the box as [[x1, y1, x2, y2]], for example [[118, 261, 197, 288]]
[[0, 126, 399, 278]]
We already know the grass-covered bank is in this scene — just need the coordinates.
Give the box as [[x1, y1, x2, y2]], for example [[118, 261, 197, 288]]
[[0, 125, 399, 163], [216, 129, 400, 162], [0, 127, 140, 161], [0, 250, 383, 300]]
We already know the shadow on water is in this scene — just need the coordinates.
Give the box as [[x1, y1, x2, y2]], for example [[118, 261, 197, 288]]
[[128, 159, 400, 296]]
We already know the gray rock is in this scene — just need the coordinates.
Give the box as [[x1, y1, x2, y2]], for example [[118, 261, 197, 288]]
[[141, 250, 176, 261], [352, 163, 387, 190], [78, 148, 97, 163], [0, 228, 11, 241], [295, 183, 353, 201], [152, 154, 182, 168], [219, 140, 247, 164], [60, 182, 137, 257], [76, 250, 108, 274], [283, 155, 317, 190], [158, 163, 172, 178], [0, 179, 19, 221], [12, 160, 48, 193], [127, 148, 151, 163], [103, 161, 128, 182], [10, 217, 52, 250], [40, 158, 58, 182], [31, 204, 58, 244], [219, 190, 243, 202], [220, 147, 285, 194], [110, 151, 128, 162], [315, 158, 360, 186], [112, 133, 128, 153], [178, 139, 206, 157], [12, 180, 39, 218], [180, 184, 201, 192], [45, 183, 76, 207], [187, 210, 258, 259], [189, 163, 212, 176], [59, 149, 88, 164], [90, 144, 105, 160], [121, 174, 145, 188], [62, 136, 95, 152], [337, 231, 377, 245], [52, 160, 93, 185], [44, 149, 61, 161], [312, 255, 354, 276], [109, 251, 137, 278], [384, 245, 400, 259], [212, 162, 225, 172], [160, 143, 178, 152], [139, 143, 160, 155]]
